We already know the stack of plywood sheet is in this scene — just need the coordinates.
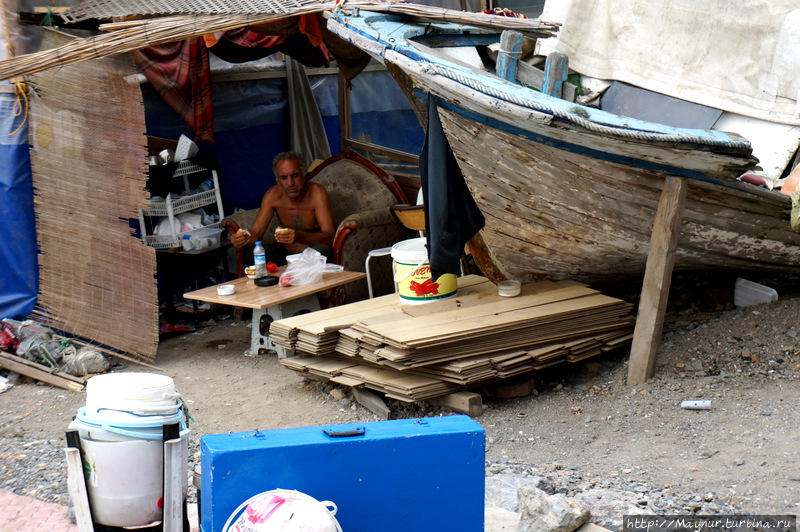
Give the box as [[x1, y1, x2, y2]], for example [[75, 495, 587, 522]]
[[274, 275, 633, 402]]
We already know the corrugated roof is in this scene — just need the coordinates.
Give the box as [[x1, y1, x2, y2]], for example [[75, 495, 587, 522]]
[[61, 0, 316, 22]]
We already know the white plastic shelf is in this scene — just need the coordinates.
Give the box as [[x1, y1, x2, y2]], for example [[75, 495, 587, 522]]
[[139, 163, 225, 250]]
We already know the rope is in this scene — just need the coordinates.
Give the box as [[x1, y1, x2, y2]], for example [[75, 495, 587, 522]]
[[421, 63, 751, 150], [41, 6, 54, 27], [8, 81, 28, 137]]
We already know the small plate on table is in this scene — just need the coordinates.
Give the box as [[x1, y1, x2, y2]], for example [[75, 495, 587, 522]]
[[255, 276, 279, 287]]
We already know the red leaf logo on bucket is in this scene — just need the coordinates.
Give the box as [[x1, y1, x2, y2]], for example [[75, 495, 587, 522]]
[[409, 278, 439, 295]]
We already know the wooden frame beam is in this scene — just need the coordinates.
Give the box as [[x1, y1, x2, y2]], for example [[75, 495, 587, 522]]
[[338, 70, 352, 154], [627, 176, 687, 385], [337, 68, 420, 166]]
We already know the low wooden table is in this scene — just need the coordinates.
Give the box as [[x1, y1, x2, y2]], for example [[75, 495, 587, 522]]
[[183, 270, 365, 357]]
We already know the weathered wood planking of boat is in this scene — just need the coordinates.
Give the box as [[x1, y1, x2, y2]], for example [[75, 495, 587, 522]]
[[328, 10, 800, 284]]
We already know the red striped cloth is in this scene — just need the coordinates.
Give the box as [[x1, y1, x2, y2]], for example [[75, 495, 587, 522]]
[[132, 37, 214, 142]]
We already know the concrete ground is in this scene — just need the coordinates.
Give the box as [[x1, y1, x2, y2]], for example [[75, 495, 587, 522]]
[[0, 490, 201, 532]]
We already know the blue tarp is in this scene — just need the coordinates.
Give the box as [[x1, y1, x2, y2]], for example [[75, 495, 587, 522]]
[[0, 92, 37, 319]]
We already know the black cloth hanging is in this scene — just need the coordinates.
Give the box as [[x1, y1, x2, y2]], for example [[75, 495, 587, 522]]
[[420, 96, 485, 281]]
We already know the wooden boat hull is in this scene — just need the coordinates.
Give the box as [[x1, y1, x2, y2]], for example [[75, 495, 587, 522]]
[[329, 14, 800, 283], [439, 107, 800, 283]]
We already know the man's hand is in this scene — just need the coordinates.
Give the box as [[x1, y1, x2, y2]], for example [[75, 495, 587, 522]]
[[230, 228, 251, 249], [274, 226, 295, 245]]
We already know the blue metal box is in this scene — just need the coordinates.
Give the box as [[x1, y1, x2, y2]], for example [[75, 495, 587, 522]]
[[200, 415, 485, 532]]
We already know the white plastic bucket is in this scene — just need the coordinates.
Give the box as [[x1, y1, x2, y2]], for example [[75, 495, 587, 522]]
[[390, 237, 457, 304], [70, 373, 188, 527]]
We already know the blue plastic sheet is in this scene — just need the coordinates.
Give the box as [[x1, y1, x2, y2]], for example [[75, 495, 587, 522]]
[[0, 92, 37, 319]]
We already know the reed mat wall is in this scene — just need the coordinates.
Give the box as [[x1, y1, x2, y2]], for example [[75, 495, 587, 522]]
[[28, 31, 158, 360]]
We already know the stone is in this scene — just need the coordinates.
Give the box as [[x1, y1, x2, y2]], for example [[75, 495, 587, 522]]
[[485, 473, 544, 511], [492, 377, 536, 399], [517, 485, 590, 532], [733, 458, 745, 466], [485, 506, 521, 532], [329, 388, 347, 401]]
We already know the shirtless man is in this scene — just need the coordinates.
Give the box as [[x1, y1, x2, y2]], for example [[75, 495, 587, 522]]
[[230, 152, 334, 264]]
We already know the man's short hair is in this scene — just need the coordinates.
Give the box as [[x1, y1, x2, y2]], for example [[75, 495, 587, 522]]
[[272, 151, 305, 177]]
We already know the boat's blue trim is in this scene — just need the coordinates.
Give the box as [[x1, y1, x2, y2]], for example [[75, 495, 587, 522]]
[[428, 93, 730, 185]]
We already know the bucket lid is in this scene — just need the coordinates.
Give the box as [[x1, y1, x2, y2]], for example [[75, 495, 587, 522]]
[[75, 406, 187, 440], [391, 237, 429, 263], [86, 372, 180, 415]]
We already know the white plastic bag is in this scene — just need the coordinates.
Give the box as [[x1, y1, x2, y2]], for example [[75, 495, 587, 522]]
[[278, 247, 343, 287]]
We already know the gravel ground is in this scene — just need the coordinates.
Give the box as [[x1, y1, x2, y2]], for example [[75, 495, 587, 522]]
[[2, 271, 800, 531]]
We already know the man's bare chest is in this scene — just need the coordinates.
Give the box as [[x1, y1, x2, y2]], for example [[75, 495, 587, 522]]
[[276, 204, 319, 232]]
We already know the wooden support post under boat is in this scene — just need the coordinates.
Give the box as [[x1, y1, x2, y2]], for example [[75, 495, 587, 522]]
[[542, 52, 568, 98], [627, 176, 687, 385], [496, 30, 523, 83]]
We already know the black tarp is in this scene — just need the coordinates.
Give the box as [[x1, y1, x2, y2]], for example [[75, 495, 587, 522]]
[[420, 96, 484, 281]]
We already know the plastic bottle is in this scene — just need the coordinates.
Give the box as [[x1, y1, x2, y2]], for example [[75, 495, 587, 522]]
[[253, 240, 267, 278]]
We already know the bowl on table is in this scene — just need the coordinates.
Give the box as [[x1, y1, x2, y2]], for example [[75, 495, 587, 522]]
[[217, 284, 235, 296]]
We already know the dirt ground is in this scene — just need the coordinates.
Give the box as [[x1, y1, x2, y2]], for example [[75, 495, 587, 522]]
[[2, 271, 800, 525]]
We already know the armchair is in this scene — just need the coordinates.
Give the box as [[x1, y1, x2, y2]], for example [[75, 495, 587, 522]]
[[222, 150, 410, 303]]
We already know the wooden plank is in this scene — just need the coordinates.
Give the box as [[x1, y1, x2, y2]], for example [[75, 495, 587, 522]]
[[330, 375, 364, 387], [542, 51, 569, 98], [369, 291, 615, 344], [628, 176, 687, 385], [162, 437, 185, 532], [0, 350, 85, 384], [338, 71, 351, 154], [32, 6, 70, 12], [184, 270, 365, 309], [0, 352, 84, 392], [346, 138, 420, 165], [352, 387, 391, 419], [275, 275, 488, 333], [516, 60, 577, 102], [210, 63, 386, 83], [429, 391, 485, 416], [496, 30, 523, 82], [65, 447, 94, 532]]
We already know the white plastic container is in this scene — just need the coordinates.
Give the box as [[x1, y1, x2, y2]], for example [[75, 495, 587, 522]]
[[85, 372, 181, 417], [680, 400, 711, 410], [180, 227, 221, 251], [390, 237, 457, 304], [734, 278, 778, 307], [497, 280, 521, 297], [217, 284, 235, 296], [70, 373, 188, 527]]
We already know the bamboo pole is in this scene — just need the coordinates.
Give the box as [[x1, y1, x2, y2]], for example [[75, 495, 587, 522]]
[[0, 7, 335, 82], [0, 1, 560, 83]]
